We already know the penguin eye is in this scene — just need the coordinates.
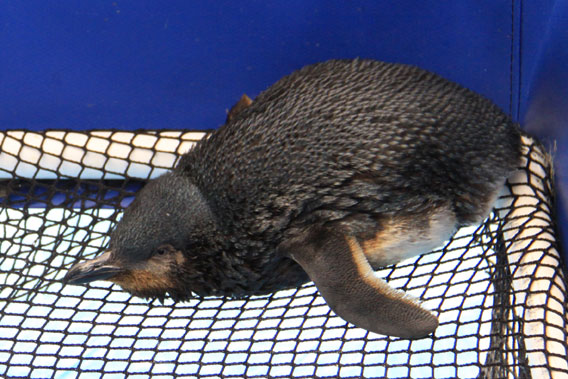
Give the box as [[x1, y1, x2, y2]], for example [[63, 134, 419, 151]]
[[155, 245, 172, 256]]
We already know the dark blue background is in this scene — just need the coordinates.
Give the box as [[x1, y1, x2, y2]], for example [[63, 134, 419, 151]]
[[1, 1, 567, 258], [1, 1, 516, 130]]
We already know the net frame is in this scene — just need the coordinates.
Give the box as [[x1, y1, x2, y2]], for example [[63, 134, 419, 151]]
[[0, 130, 567, 378]]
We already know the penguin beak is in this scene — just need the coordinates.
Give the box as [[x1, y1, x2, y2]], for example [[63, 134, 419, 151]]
[[64, 250, 123, 285]]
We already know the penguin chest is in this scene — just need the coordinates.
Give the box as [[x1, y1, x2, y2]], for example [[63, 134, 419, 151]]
[[358, 207, 458, 269]]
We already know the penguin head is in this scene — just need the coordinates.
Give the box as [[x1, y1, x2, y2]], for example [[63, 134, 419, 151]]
[[64, 172, 218, 301]]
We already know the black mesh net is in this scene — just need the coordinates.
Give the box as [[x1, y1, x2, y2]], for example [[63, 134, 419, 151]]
[[1, 130, 567, 378]]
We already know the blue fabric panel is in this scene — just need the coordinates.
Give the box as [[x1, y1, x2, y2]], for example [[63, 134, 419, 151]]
[[1, 1, 513, 130], [521, 0, 568, 256]]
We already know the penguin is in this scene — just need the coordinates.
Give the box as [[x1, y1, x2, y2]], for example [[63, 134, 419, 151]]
[[64, 59, 521, 339]]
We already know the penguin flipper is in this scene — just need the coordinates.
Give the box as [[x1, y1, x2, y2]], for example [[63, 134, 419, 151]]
[[280, 228, 438, 339]]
